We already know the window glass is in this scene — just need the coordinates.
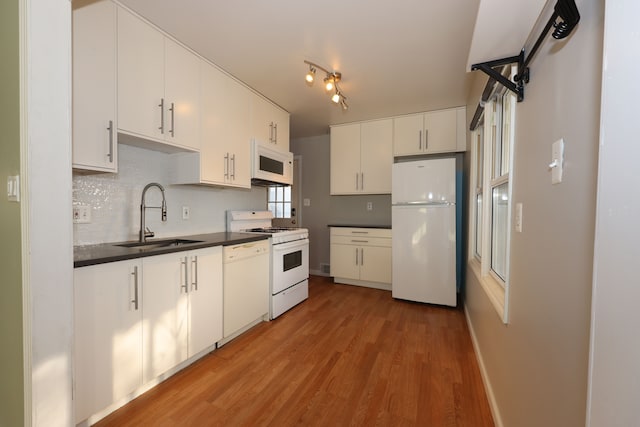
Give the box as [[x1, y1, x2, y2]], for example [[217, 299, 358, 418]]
[[267, 185, 292, 218], [491, 183, 508, 280]]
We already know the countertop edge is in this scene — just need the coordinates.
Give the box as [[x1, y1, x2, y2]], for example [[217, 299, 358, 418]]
[[74, 233, 270, 268]]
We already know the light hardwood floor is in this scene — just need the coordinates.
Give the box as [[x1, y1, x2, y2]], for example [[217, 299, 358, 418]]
[[95, 276, 494, 427]]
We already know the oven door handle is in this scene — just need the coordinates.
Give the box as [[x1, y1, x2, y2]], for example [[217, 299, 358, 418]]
[[272, 238, 310, 252]]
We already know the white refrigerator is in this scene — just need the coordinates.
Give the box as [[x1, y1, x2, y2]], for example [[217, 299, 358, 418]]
[[392, 158, 457, 306]]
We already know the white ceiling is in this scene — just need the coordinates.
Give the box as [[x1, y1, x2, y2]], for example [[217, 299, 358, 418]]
[[117, 0, 547, 139]]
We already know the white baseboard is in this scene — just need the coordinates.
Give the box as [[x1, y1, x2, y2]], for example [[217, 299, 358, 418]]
[[464, 304, 504, 427]]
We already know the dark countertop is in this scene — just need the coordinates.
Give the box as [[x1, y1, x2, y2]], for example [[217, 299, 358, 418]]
[[327, 224, 392, 229], [74, 232, 269, 268]]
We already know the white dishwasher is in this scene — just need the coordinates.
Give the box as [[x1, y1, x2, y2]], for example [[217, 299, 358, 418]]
[[221, 239, 270, 344]]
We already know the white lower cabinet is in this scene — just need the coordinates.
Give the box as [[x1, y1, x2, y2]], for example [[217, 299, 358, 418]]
[[330, 227, 392, 289], [141, 246, 223, 382], [74, 246, 222, 424], [74, 259, 143, 424]]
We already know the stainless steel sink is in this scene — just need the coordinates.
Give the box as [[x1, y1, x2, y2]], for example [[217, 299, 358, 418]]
[[115, 238, 204, 249]]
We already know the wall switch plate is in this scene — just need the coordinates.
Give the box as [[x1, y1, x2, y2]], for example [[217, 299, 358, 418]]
[[303, 198, 311, 207], [182, 206, 190, 220], [7, 175, 19, 202], [550, 139, 564, 184], [73, 206, 91, 223], [515, 203, 523, 232], [366, 202, 373, 211]]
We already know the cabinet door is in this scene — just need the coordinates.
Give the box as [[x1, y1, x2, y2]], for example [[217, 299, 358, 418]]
[[164, 38, 200, 151], [272, 107, 290, 151], [188, 247, 223, 356], [330, 244, 360, 280], [360, 119, 392, 194], [250, 94, 273, 145], [393, 113, 424, 156], [72, 0, 117, 172], [200, 61, 228, 184], [117, 7, 164, 141], [142, 253, 189, 383], [225, 79, 252, 188], [424, 108, 457, 153], [360, 245, 392, 284], [74, 260, 142, 423], [330, 124, 361, 195]]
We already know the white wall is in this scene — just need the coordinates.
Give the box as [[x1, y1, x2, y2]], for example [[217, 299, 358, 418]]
[[25, 0, 74, 424], [587, 1, 640, 425], [73, 144, 267, 245], [464, 0, 603, 426]]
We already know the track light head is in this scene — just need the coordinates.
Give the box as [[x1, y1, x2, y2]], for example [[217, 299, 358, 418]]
[[305, 66, 316, 84]]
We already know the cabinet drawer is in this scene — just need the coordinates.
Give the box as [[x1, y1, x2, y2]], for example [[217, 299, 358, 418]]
[[330, 227, 391, 239], [331, 235, 391, 247]]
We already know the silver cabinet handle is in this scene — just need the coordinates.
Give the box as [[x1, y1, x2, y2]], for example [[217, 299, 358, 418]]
[[425, 129, 428, 150], [191, 255, 198, 291], [274, 123, 278, 143], [107, 120, 114, 163], [360, 248, 364, 266], [351, 240, 369, 243], [224, 153, 229, 179], [230, 154, 236, 180], [419, 130, 422, 150], [131, 266, 139, 311], [158, 98, 165, 134], [355, 247, 359, 265], [169, 102, 175, 137], [181, 257, 188, 293], [269, 122, 274, 143], [351, 231, 369, 234], [356, 173, 359, 190], [361, 172, 364, 190]]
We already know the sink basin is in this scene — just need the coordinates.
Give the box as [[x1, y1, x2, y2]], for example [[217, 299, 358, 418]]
[[115, 238, 204, 249]]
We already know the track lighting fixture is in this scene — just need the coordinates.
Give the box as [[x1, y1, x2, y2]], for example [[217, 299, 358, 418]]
[[303, 60, 348, 109]]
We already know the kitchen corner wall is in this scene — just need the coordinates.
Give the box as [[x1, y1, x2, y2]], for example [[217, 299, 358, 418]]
[[73, 143, 267, 245], [290, 134, 391, 275]]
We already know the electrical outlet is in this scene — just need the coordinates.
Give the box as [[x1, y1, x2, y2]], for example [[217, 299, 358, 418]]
[[366, 202, 373, 211], [515, 203, 523, 232], [182, 206, 190, 220], [73, 206, 91, 224]]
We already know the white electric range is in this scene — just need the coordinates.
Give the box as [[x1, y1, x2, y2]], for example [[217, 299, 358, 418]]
[[227, 211, 309, 319]]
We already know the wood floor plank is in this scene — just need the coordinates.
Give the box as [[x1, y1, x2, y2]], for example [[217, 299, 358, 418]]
[[93, 276, 494, 427]]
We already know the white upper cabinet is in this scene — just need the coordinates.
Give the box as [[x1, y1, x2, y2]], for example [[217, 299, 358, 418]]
[[393, 107, 466, 156], [171, 60, 251, 188], [330, 119, 393, 195], [72, 0, 117, 172], [251, 93, 290, 152], [117, 7, 199, 152]]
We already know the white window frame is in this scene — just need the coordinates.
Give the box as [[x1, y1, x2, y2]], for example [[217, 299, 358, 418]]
[[468, 70, 517, 324]]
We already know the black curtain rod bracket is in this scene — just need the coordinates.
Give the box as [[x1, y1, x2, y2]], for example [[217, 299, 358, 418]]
[[469, 0, 580, 130]]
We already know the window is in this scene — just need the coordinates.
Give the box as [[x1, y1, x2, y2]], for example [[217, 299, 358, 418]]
[[267, 185, 291, 218], [469, 70, 516, 323]]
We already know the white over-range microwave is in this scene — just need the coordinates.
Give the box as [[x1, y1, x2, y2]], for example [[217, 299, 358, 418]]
[[251, 140, 293, 186]]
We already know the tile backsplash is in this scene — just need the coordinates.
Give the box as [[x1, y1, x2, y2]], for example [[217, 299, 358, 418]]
[[73, 144, 266, 245]]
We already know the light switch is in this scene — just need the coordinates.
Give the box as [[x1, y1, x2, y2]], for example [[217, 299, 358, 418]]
[[303, 198, 311, 207], [7, 175, 19, 202], [550, 139, 564, 184]]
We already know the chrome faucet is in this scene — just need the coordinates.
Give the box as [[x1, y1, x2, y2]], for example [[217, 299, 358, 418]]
[[139, 182, 167, 242]]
